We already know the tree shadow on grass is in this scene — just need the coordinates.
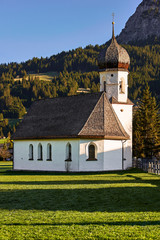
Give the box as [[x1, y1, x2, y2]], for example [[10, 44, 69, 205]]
[[2, 168, 143, 176], [0, 171, 160, 187], [0, 187, 160, 212], [0, 179, 160, 187], [3, 221, 160, 226]]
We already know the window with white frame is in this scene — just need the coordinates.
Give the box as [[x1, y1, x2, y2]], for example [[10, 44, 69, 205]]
[[29, 144, 33, 160], [47, 143, 52, 161], [119, 77, 125, 94], [38, 143, 43, 160], [87, 143, 97, 161], [65, 143, 72, 161]]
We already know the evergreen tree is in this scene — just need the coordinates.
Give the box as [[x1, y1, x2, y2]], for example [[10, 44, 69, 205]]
[[0, 113, 3, 121], [0, 127, 4, 138], [7, 131, 11, 140], [13, 125, 16, 133], [133, 110, 144, 157], [133, 84, 160, 158]]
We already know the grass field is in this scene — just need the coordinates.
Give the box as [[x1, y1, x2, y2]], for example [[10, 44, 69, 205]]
[[30, 72, 58, 81], [14, 72, 58, 82], [0, 161, 13, 172], [0, 163, 160, 239], [0, 139, 6, 144]]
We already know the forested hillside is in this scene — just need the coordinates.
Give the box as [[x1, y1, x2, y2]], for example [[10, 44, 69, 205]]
[[0, 42, 160, 136]]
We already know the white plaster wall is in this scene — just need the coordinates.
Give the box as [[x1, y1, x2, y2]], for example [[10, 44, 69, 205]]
[[103, 140, 122, 170], [14, 137, 131, 172], [112, 104, 133, 169], [14, 139, 79, 172], [100, 70, 128, 103], [100, 71, 118, 100], [79, 139, 104, 171]]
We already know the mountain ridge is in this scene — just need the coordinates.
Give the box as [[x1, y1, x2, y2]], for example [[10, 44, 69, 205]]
[[117, 0, 160, 44]]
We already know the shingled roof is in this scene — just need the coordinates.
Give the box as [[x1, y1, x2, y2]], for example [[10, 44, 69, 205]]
[[98, 36, 130, 70], [13, 92, 129, 140]]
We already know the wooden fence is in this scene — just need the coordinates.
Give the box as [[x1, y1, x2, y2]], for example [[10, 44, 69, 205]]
[[148, 161, 160, 175], [133, 157, 160, 175]]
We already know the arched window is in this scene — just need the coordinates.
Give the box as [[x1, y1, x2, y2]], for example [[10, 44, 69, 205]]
[[47, 143, 52, 161], [29, 144, 33, 160], [65, 143, 72, 161], [38, 143, 43, 160], [87, 143, 97, 161], [119, 78, 125, 94]]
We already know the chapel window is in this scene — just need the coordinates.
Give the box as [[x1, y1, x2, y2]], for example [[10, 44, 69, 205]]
[[47, 143, 52, 161], [119, 78, 125, 94], [65, 143, 72, 161], [88, 143, 97, 161], [38, 143, 43, 160], [29, 144, 33, 160]]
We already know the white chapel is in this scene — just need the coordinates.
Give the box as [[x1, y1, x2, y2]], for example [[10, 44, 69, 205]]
[[13, 22, 133, 172]]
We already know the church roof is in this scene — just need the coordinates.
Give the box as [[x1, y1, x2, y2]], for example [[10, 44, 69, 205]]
[[98, 23, 130, 70], [12, 92, 129, 140]]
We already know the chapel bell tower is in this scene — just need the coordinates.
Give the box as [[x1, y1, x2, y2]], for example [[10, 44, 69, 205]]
[[98, 21, 130, 103]]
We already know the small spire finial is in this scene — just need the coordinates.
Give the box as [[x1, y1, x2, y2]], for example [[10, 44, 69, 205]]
[[112, 13, 115, 38]]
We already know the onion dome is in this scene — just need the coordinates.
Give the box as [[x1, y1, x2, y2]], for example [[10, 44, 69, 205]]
[[98, 22, 130, 70]]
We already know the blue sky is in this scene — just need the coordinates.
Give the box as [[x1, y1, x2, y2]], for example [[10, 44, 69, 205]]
[[0, 0, 142, 64]]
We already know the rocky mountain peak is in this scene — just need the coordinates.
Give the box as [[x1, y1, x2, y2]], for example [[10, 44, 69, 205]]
[[117, 0, 160, 44]]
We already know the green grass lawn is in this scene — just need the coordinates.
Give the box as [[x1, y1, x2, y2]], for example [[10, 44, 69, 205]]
[[0, 161, 13, 172], [0, 164, 160, 239]]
